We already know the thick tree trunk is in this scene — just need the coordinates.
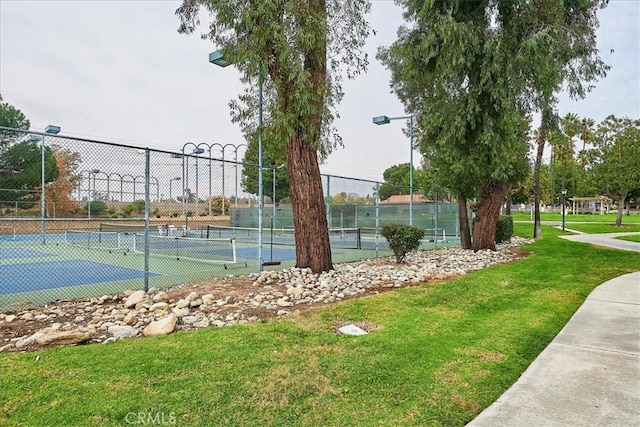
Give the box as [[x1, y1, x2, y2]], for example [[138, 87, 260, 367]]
[[615, 191, 626, 227], [286, 134, 333, 272], [505, 184, 512, 215], [472, 182, 508, 251], [457, 191, 472, 250]]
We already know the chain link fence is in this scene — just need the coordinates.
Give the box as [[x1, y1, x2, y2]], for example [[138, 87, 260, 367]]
[[0, 127, 459, 312]]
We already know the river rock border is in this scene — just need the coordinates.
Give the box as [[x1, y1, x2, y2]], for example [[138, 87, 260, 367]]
[[0, 237, 531, 352]]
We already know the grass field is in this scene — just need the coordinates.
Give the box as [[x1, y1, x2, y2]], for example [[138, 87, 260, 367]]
[[0, 225, 638, 426], [511, 211, 640, 223], [617, 234, 640, 243]]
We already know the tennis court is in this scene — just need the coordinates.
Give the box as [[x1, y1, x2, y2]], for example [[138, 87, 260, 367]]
[[0, 226, 389, 311]]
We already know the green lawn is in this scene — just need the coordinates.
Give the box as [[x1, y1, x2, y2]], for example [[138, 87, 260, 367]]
[[1, 225, 638, 426], [617, 234, 640, 243], [511, 211, 640, 224]]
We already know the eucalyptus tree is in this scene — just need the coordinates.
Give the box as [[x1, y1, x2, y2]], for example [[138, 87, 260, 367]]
[[380, 0, 609, 245], [177, 0, 370, 272], [0, 139, 59, 208], [378, 163, 430, 201], [591, 116, 640, 226], [0, 95, 30, 149], [380, 0, 544, 250]]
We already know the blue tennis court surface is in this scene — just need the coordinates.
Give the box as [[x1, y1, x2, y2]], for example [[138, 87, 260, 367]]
[[0, 260, 160, 294], [0, 248, 55, 260]]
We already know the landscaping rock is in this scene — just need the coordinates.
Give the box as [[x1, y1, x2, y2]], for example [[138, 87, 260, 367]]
[[142, 313, 177, 337], [34, 329, 91, 346], [124, 290, 147, 308]]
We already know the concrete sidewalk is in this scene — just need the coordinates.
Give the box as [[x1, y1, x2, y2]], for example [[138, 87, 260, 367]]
[[467, 271, 640, 427], [560, 232, 640, 252]]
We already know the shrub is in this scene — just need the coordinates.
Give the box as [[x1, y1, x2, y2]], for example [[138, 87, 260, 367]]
[[87, 200, 108, 216], [381, 224, 425, 263], [495, 215, 513, 243]]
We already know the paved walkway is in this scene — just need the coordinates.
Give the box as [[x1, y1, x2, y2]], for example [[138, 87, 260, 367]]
[[468, 233, 640, 427], [560, 231, 640, 252]]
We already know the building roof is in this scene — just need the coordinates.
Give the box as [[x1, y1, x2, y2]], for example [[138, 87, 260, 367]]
[[569, 196, 612, 202], [380, 194, 429, 205]]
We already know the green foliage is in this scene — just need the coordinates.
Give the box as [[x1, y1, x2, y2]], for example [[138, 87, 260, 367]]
[[121, 203, 135, 217], [0, 140, 59, 207], [240, 140, 289, 200], [379, 0, 609, 248], [381, 223, 425, 263], [591, 116, 640, 226], [496, 215, 514, 243], [87, 200, 107, 216], [378, 163, 431, 201], [0, 95, 30, 148], [177, 0, 370, 158], [131, 200, 146, 214]]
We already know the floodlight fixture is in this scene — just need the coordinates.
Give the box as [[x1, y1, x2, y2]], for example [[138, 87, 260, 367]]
[[209, 50, 232, 67], [45, 125, 61, 134], [372, 116, 391, 125]]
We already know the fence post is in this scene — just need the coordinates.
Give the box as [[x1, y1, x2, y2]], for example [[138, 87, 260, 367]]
[[325, 175, 331, 227], [144, 148, 150, 292], [40, 135, 46, 244], [375, 183, 380, 258], [435, 188, 438, 249]]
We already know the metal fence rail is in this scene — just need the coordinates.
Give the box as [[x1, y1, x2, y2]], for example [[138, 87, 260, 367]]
[[0, 127, 458, 312]]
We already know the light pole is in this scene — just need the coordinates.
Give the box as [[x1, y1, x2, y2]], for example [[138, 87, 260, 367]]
[[85, 169, 100, 220], [178, 145, 204, 232], [272, 164, 285, 227], [169, 177, 181, 201], [234, 143, 247, 207], [210, 49, 265, 270], [107, 172, 124, 202], [561, 189, 567, 231], [195, 142, 245, 216], [373, 114, 415, 226], [41, 125, 60, 244]]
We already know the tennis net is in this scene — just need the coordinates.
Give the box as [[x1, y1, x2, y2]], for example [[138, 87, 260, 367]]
[[100, 222, 171, 234], [134, 234, 237, 265], [205, 225, 362, 249], [64, 229, 135, 251]]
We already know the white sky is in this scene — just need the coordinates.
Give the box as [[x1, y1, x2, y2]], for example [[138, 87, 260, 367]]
[[1, 0, 638, 182]]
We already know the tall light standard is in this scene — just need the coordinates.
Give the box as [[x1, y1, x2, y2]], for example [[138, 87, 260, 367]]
[[85, 169, 100, 220], [561, 188, 567, 231], [373, 114, 415, 226], [41, 125, 60, 244], [234, 143, 247, 207], [107, 172, 124, 202], [177, 145, 204, 232], [210, 49, 265, 270], [169, 177, 181, 201], [272, 164, 285, 227]]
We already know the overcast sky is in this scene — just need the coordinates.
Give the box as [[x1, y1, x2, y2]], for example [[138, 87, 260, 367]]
[[1, 0, 638, 182]]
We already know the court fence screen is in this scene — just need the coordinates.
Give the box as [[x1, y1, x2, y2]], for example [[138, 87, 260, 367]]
[[0, 126, 459, 312]]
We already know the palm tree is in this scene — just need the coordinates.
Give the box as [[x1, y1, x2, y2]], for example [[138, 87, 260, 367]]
[[578, 117, 595, 168]]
